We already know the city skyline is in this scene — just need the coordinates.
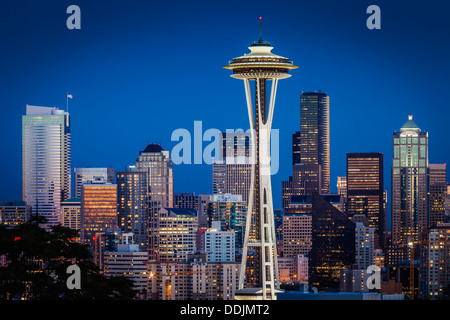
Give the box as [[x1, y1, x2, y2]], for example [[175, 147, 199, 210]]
[[1, 1, 450, 215], [1, 0, 450, 304]]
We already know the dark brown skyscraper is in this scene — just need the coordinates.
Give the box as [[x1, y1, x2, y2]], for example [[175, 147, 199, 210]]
[[346, 153, 385, 249]]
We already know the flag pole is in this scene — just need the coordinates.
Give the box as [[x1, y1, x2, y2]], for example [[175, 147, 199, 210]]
[[66, 91, 69, 113]]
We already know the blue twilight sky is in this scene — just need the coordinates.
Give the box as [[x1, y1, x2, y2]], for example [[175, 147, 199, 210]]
[[0, 0, 449, 226]]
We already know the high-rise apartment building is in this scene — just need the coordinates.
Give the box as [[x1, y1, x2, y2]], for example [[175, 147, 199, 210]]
[[428, 182, 448, 227], [419, 224, 450, 299], [116, 166, 149, 251], [346, 153, 385, 249], [354, 221, 375, 270], [22, 105, 71, 227], [391, 116, 429, 251], [299, 91, 330, 194], [74, 167, 114, 198], [202, 221, 236, 263]]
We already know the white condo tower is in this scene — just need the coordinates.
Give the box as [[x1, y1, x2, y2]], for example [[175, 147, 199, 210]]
[[224, 19, 298, 300]]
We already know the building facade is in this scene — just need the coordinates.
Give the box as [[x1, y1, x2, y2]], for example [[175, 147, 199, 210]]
[[81, 182, 117, 256], [116, 166, 149, 251], [22, 105, 71, 227], [346, 152, 385, 249], [391, 116, 429, 257], [0, 201, 31, 228], [74, 167, 114, 198], [299, 91, 330, 194]]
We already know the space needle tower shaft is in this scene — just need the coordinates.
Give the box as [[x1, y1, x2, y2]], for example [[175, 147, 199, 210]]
[[224, 18, 298, 300]]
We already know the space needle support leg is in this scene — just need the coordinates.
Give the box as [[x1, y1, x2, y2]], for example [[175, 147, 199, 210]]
[[238, 78, 256, 291]]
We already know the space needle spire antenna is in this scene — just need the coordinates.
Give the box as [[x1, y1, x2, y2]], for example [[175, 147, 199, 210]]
[[224, 18, 298, 300], [259, 16, 262, 41]]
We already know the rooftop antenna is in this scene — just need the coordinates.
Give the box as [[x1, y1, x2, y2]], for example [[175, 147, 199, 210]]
[[259, 16, 263, 41]]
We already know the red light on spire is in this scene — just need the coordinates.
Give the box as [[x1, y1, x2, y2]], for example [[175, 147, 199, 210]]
[[260, 16, 262, 20]]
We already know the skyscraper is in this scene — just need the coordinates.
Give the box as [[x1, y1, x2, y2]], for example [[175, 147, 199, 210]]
[[81, 182, 117, 258], [135, 144, 173, 208], [22, 105, 71, 228], [135, 143, 174, 260], [346, 152, 385, 249], [224, 21, 298, 300], [308, 193, 355, 291], [116, 166, 149, 251], [299, 91, 330, 194], [391, 115, 429, 259]]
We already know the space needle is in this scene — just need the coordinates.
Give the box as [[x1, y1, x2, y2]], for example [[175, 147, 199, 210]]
[[224, 18, 298, 300]]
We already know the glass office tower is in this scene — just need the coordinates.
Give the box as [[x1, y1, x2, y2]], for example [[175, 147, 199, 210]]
[[391, 116, 429, 252], [116, 166, 149, 251], [299, 92, 330, 194], [346, 153, 385, 249], [22, 105, 71, 228]]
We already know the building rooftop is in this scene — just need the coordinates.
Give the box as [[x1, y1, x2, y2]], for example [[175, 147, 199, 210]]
[[165, 208, 197, 217], [62, 197, 81, 203], [400, 115, 421, 132], [140, 143, 163, 154]]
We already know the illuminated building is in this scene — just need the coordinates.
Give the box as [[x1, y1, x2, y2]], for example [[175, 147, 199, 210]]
[[81, 182, 117, 257], [282, 209, 312, 259], [337, 176, 347, 212], [212, 163, 252, 203], [299, 91, 330, 194], [308, 193, 355, 291], [391, 115, 428, 260], [282, 163, 322, 208], [135, 143, 174, 260], [135, 143, 173, 208], [61, 197, 81, 241], [103, 233, 148, 300], [0, 200, 31, 228], [224, 19, 298, 300], [202, 221, 236, 262], [346, 152, 385, 249], [22, 105, 71, 228], [429, 163, 446, 184], [147, 254, 239, 300], [206, 193, 246, 253], [74, 167, 114, 198], [428, 182, 448, 227], [174, 192, 199, 210], [156, 208, 198, 262], [418, 223, 450, 299], [292, 131, 301, 165], [354, 220, 375, 270], [116, 166, 149, 251]]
